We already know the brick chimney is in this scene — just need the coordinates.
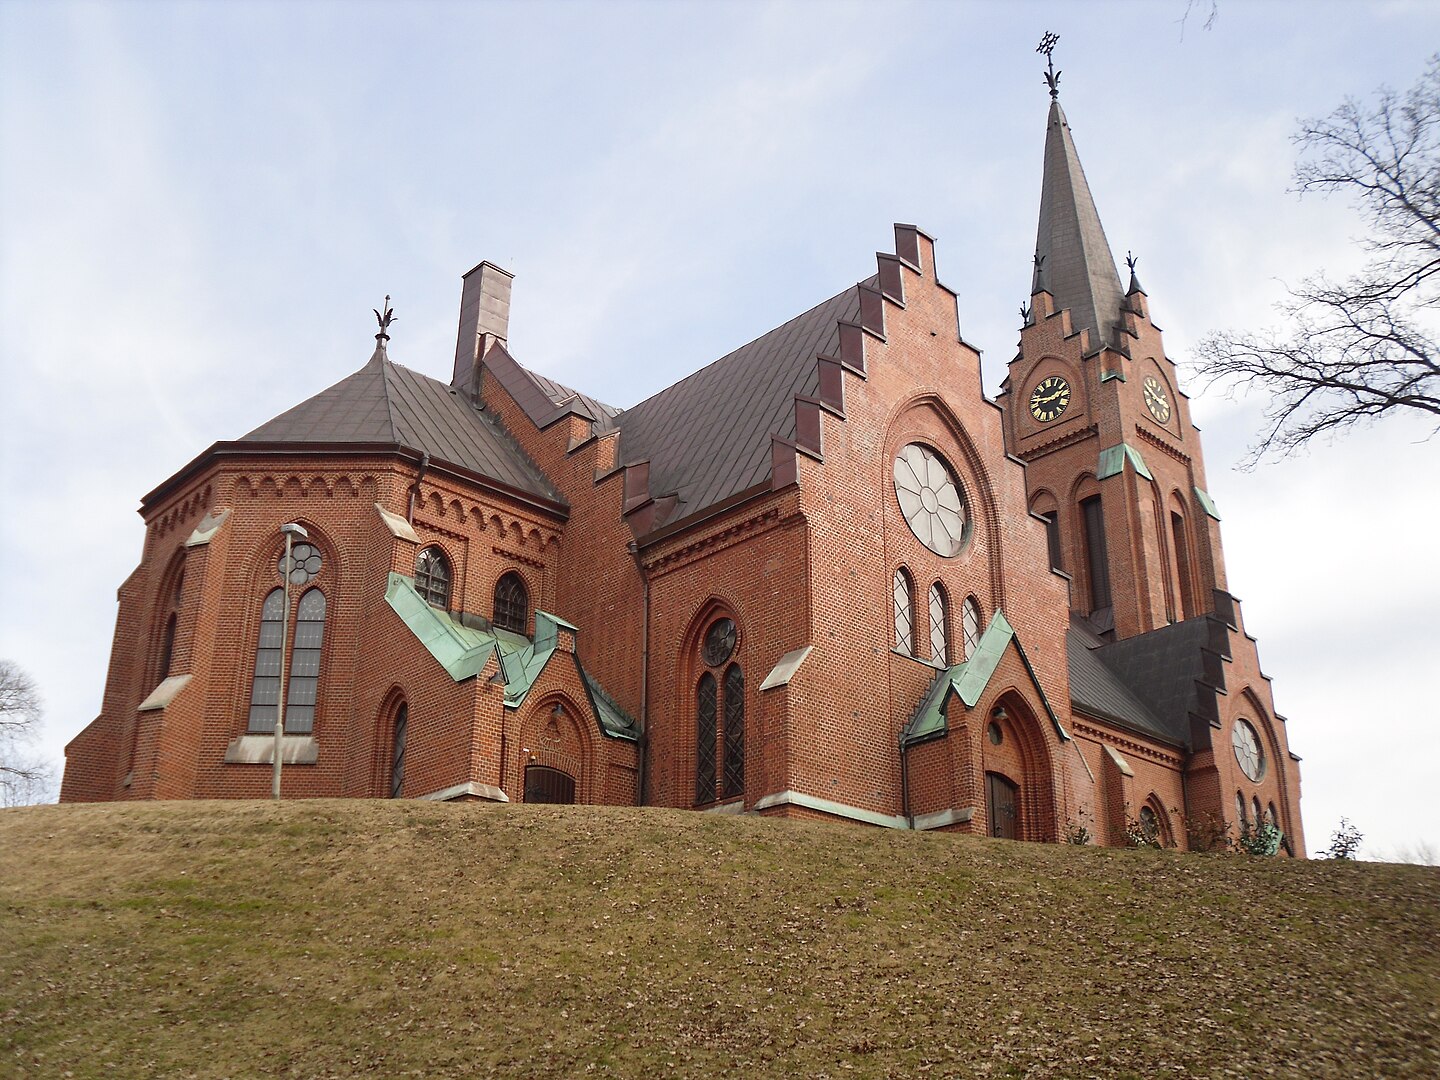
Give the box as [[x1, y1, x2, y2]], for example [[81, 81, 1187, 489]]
[[451, 260, 513, 398]]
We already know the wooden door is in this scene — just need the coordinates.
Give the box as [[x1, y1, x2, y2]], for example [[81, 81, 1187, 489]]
[[987, 772, 1019, 840]]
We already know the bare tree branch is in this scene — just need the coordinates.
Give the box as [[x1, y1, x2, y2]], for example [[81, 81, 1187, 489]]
[[1, 658, 55, 806], [1193, 56, 1440, 465]]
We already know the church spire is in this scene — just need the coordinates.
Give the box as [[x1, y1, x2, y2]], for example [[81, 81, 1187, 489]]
[[1030, 40, 1125, 354]]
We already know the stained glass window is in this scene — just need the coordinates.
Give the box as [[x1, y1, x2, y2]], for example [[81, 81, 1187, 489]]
[[722, 664, 744, 798], [928, 583, 948, 664], [696, 672, 717, 804], [247, 589, 287, 733], [962, 596, 982, 659], [703, 618, 736, 667], [415, 547, 451, 609], [893, 569, 914, 655], [283, 589, 326, 735], [893, 444, 967, 557], [278, 542, 323, 586], [494, 572, 528, 635]]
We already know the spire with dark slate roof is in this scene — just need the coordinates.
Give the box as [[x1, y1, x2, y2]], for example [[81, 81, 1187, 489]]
[[1032, 95, 1126, 353]]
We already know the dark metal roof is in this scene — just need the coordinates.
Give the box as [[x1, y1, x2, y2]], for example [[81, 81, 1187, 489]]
[[613, 281, 867, 523], [242, 345, 561, 502], [524, 369, 623, 434], [1066, 619, 1181, 746], [1034, 98, 1125, 353], [1091, 616, 1222, 745]]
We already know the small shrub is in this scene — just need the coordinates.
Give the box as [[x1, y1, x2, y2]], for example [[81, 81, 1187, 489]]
[[1184, 810, 1233, 853], [1319, 817, 1363, 860], [1063, 809, 1092, 846], [1236, 817, 1283, 856]]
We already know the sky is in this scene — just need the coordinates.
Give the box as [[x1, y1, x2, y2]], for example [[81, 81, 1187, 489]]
[[1, 0, 1436, 858]]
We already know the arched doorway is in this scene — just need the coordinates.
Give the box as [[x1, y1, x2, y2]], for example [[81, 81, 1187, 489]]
[[979, 692, 1058, 842], [524, 765, 575, 804]]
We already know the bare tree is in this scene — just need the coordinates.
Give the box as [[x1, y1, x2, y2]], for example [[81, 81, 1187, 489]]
[[1194, 57, 1440, 463], [1, 659, 55, 806]]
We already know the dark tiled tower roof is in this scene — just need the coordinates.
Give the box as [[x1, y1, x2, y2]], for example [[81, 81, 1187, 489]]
[[242, 344, 561, 502], [1033, 98, 1126, 352]]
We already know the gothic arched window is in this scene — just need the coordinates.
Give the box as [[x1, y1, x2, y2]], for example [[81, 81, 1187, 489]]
[[493, 571, 529, 635], [247, 589, 286, 733], [722, 664, 744, 798], [415, 546, 451, 609], [696, 672, 717, 804], [893, 569, 914, 655], [928, 583, 948, 664], [284, 589, 326, 735], [962, 596, 982, 659], [390, 702, 408, 799]]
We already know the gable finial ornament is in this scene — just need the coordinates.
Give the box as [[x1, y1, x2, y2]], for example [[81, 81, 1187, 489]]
[[1037, 32, 1061, 99], [1020, 301, 1033, 326], [1125, 251, 1138, 274], [374, 295, 397, 343]]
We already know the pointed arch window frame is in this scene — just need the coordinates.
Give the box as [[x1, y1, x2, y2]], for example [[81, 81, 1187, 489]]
[[493, 571, 529, 635], [245, 585, 327, 736], [894, 568, 915, 656]]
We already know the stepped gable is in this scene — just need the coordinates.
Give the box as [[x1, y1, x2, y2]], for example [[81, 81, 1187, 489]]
[[612, 278, 872, 531], [241, 344, 562, 502]]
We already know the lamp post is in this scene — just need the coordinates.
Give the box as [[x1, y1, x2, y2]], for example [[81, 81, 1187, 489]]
[[273, 522, 309, 800]]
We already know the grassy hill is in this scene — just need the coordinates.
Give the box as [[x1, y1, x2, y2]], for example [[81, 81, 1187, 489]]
[[2, 801, 1437, 1079]]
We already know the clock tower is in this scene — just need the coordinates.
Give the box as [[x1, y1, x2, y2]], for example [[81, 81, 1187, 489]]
[[999, 89, 1227, 641], [997, 51, 1304, 854]]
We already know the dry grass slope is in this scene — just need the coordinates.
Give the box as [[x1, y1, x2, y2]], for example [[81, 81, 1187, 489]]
[[2, 801, 1437, 1079]]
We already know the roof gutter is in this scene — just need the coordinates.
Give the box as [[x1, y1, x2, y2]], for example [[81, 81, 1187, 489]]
[[407, 452, 431, 524]]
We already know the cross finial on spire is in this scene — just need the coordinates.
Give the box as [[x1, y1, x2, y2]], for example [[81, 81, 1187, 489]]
[[1037, 32, 1061, 98], [374, 295, 396, 343]]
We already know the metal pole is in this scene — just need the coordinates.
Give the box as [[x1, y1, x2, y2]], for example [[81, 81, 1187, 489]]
[[273, 528, 293, 800]]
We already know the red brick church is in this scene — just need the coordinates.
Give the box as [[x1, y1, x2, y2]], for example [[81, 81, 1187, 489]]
[[61, 79, 1304, 854]]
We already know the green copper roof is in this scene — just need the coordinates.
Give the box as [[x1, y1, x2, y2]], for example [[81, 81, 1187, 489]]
[[385, 572, 502, 682], [1099, 368, 1126, 383], [1097, 443, 1153, 482], [582, 669, 641, 741], [901, 610, 1068, 747], [902, 612, 1014, 746], [385, 573, 637, 741], [1194, 486, 1221, 520]]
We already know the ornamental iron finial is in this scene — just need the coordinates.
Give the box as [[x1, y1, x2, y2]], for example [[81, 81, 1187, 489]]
[[1037, 32, 1061, 98], [374, 295, 396, 342], [1125, 251, 1138, 273], [1020, 301, 1033, 326]]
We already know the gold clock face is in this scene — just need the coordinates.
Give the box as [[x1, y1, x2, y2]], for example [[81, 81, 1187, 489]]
[[1143, 375, 1171, 423], [1028, 375, 1070, 422]]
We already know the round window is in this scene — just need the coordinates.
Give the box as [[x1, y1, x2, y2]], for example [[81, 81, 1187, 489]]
[[893, 444, 967, 557], [702, 618, 736, 667], [1231, 719, 1265, 782], [279, 542, 323, 585]]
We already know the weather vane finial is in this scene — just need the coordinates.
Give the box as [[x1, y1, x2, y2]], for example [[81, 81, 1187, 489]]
[[373, 295, 396, 343], [1037, 32, 1061, 99]]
